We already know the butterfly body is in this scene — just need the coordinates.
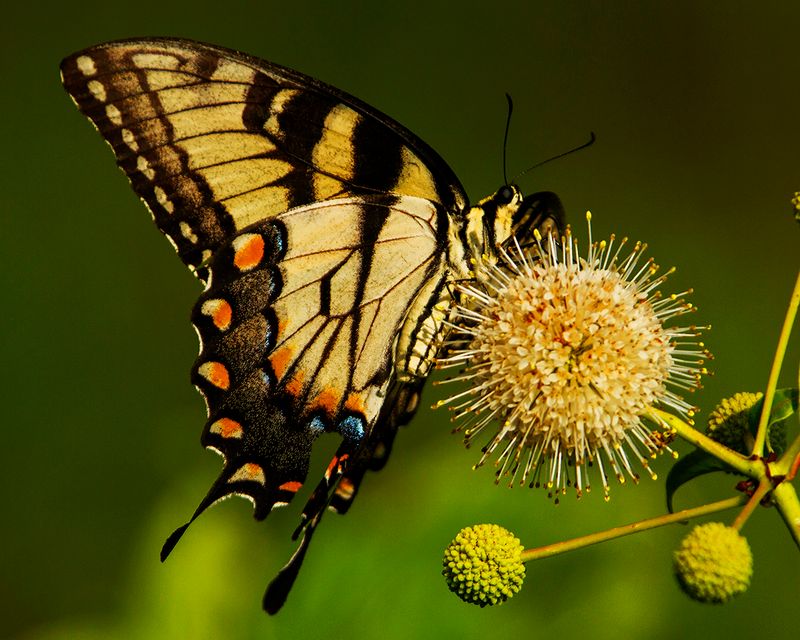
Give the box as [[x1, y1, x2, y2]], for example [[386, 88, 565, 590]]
[[60, 38, 563, 612]]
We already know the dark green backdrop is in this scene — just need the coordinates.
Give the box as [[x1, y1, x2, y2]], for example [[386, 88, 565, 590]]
[[3, 2, 798, 638]]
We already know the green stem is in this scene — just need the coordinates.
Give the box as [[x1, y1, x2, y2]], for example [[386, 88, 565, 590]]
[[520, 496, 746, 562], [752, 269, 800, 456], [774, 433, 800, 478], [730, 477, 771, 531], [771, 481, 800, 550], [646, 407, 760, 478]]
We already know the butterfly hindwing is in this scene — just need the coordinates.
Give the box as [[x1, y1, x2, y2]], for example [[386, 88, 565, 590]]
[[159, 195, 448, 552], [60, 38, 467, 281]]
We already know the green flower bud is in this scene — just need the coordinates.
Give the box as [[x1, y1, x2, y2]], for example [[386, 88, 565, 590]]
[[707, 391, 786, 455], [673, 522, 752, 604], [442, 524, 525, 606]]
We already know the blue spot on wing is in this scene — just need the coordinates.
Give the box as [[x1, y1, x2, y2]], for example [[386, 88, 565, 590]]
[[339, 415, 365, 442], [309, 416, 326, 434]]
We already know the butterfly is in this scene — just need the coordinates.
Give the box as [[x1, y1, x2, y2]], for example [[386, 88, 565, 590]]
[[59, 38, 565, 613]]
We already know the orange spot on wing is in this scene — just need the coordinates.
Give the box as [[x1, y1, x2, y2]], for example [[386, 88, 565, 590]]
[[269, 346, 293, 380], [344, 392, 367, 415], [245, 463, 262, 477], [313, 387, 340, 416], [211, 417, 243, 438], [199, 361, 230, 390], [233, 233, 265, 271], [325, 456, 339, 479], [278, 481, 302, 493], [230, 462, 266, 485], [210, 300, 232, 331], [335, 478, 355, 499], [285, 374, 304, 396]]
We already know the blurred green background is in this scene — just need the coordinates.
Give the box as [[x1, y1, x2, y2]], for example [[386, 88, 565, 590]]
[[2, 1, 798, 638]]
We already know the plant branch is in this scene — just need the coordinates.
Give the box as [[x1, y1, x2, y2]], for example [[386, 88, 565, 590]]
[[752, 269, 800, 456], [774, 432, 800, 479], [731, 476, 771, 531], [521, 496, 747, 562], [771, 481, 800, 550], [646, 407, 760, 477]]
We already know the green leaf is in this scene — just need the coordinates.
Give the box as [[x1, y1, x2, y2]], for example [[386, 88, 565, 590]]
[[665, 449, 739, 513]]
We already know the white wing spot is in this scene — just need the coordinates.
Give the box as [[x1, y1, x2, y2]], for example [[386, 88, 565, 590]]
[[180, 221, 199, 244], [121, 128, 138, 152], [105, 104, 122, 125], [136, 156, 155, 180], [87, 80, 106, 102], [76, 55, 96, 76], [154, 185, 175, 214]]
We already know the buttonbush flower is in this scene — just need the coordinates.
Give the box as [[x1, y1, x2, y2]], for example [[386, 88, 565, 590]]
[[437, 214, 709, 499]]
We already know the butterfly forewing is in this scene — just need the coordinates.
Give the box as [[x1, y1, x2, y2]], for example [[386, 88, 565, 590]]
[[60, 38, 466, 280]]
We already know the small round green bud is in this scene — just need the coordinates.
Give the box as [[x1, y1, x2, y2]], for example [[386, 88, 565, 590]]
[[673, 522, 752, 604], [706, 391, 762, 452], [792, 191, 800, 223], [442, 524, 525, 606], [707, 391, 786, 455]]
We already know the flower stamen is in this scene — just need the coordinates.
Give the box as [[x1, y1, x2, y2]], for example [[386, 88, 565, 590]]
[[436, 212, 708, 499]]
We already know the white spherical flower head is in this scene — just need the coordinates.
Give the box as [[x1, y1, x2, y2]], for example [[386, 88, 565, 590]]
[[436, 213, 709, 499]]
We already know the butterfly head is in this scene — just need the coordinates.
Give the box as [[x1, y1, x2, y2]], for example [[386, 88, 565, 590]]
[[464, 185, 565, 272]]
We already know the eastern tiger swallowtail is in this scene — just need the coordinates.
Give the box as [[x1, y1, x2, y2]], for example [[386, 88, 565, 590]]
[[59, 38, 565, 613]]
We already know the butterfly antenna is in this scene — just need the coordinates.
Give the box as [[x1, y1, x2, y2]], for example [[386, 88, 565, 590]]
[[502, 93, 514, 185], [511, 131, 596, 183]]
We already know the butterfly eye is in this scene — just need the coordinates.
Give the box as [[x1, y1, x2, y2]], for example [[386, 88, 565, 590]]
[[496, 185, 515, 205]]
